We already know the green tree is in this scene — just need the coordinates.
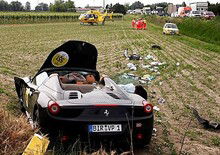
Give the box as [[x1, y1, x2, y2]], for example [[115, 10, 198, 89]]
[[182, 1, 186, 7], [0, 0, 10, 11], [50, 0, 75, 12], [9, 1, 24, 11], [112, 3, 126, 14], [25, 1, 31, 11], [130, 1, 144, 10], [35, 3, 49, 11]]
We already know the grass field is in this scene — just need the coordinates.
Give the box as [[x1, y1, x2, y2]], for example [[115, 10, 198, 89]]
[[0, 19, 220, 154], [144, 15, 220, 47]]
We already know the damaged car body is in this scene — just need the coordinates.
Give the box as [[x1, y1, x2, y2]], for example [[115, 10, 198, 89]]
[[14, 40, 154, 147]]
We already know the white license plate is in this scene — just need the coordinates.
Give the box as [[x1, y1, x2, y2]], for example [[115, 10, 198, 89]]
[[89, 124, 122, 133]]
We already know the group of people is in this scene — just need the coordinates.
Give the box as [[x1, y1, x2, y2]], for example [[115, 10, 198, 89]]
[[131, 18, 147, 30]]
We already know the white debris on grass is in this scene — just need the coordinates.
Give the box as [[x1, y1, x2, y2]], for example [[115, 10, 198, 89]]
[[176, 62, 180, 66], [127, 63, 137, 71], [153, 106, 160, 111], [158, 98, 166, 104]]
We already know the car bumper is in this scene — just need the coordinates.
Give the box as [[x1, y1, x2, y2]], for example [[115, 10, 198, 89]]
[[38, 106, 154, 140]]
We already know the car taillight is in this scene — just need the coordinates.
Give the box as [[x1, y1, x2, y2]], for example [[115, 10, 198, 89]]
[[136, 133, 143, 140], [48, 101, 60, 115], [143, 101, 153, 113]]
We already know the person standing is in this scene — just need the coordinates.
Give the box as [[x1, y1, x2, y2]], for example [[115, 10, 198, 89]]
[[132, 18, 136, 29]]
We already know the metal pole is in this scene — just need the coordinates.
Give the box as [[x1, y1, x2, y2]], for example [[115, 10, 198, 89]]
[[103, 0, 105, 9]]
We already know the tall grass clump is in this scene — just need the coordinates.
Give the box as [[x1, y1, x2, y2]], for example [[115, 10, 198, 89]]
[[0, 106, 33, 155]]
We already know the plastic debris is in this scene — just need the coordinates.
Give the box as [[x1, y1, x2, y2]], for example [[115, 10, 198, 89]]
[[153, 106, 160, 111], [123, 49, 141, 60], [23, 134, 50, 155], [176, 62, 180, 66], [127, 63, 137, 71], [152, 128, 157, 136], [129, 54, 141, 60], [124, 49, 129, 58], [158, 98, 166, 104], [151, 44, 162, 50], [141, 74, 155, 81], [145, 54, 154, 60], [118, 83, 136, 93], [159, 81, 163, 85], [191, 107, 220, 130]]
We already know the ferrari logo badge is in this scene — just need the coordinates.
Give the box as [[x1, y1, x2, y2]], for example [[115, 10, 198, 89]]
[[104, 110, 109, 117]]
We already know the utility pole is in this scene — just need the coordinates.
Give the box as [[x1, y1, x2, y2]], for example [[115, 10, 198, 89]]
[[103, 0, 105, 9]]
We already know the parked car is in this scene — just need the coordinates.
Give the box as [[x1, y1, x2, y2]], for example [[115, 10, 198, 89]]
[[14, 40, 154, 147], [163, 23, 179, 35], [202, 11, 215, 19], [189, 11, 201, 17]]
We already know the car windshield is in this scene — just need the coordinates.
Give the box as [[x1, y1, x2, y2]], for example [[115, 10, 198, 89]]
[[206, 12, 214, 15], [192, 11, 200, 14], [165, 24, 177, 29]]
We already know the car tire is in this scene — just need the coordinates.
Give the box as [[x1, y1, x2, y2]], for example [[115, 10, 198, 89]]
[[33, 106, 47, 132]]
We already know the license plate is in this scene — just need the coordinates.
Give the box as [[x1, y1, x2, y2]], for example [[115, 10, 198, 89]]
[[88, 124, 122, 133]]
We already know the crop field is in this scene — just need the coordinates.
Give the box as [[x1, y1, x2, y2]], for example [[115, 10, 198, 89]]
[[0, 12, 123, 24], [0, 19, 220, 154]]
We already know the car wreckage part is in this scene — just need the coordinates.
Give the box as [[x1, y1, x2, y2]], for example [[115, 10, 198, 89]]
[[192, 107, 220, 130]]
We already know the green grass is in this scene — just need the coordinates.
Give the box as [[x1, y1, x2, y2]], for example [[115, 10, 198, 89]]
[[144, 15, 220, 47], [0, 19, 219, 154]]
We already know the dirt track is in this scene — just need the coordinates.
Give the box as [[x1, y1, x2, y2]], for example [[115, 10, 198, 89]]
[[0, 21, 219, 154]]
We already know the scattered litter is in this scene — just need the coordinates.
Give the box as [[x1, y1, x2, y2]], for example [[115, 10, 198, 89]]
[[151, 44, 162, 50], [150, 91, 157, 99], [153, 106, 160, 111], [118, 83, 135, 93], [176, 62, 180, 66], [129, 54, 141, 60], [156, 120, 162, 123], [141, 64, 151, 69], [123, 49, 141, 60], [127, 63, 137, 71], [158, 98, 166, 104], [139, 79, 147, 84], [152, 128, 157, 136], [159, 81, 163, 86], [145, 54, 155, 60], [141, 74, 155, 81], [23, 134, 49, 155], [191, 107, 220, 130], [150, 61, 159, 66], [124, 49, 129, 58]]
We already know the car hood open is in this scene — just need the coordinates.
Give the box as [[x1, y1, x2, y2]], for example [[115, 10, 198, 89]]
[[38, 40, 98, 74]]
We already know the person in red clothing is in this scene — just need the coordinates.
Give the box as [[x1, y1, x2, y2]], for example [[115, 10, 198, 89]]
[[136, 18, 144, 30], [131, 18, 136, 29], [143, 19, 147, 30]]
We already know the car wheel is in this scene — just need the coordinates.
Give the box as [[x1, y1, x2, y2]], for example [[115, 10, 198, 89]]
[[33, 106, 47, 132]]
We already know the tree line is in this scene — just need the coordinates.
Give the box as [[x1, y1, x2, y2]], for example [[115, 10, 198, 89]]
[[109, 1, 220, 15], [0, 0, 75, 12], [0, 0, 219, 15]]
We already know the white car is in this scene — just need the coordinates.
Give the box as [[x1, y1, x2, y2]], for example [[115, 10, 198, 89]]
[[189, 11, 201, 17]]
